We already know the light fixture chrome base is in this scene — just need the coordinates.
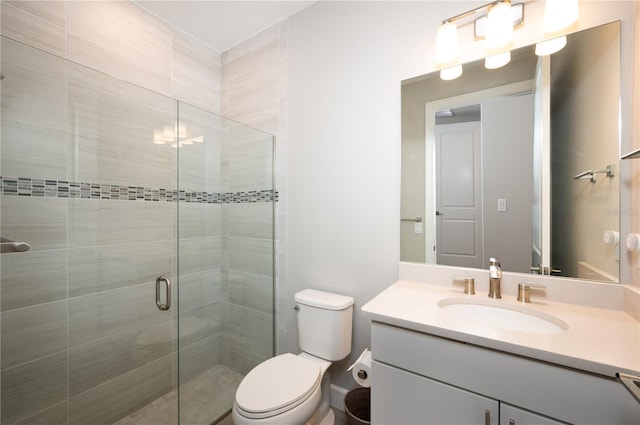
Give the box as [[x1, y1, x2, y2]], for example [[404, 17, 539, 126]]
[[474, 3, 524, 40]]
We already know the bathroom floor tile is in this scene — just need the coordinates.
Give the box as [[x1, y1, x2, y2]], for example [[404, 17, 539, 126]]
[[111, 364, 243, 425]]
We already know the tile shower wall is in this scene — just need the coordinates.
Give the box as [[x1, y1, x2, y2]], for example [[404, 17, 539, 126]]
[[221, 21, 288, 359], [0, 1, 230, 424], [1, 1, 221, 114]]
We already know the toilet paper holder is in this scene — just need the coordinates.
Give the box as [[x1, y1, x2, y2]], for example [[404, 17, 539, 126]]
[[347, 348, 372, 388]]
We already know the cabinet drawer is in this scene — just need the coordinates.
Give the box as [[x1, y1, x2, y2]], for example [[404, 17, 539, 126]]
[[371, 322, 639, 424]]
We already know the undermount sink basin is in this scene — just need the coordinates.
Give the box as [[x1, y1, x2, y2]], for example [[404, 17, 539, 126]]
[[438, 297, 569, 334]]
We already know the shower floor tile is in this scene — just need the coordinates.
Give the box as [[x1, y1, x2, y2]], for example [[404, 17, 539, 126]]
[[112, 364, 243, 425]]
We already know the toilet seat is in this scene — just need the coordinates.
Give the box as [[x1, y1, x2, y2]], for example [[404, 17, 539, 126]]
[[235, 353, 321, 419]]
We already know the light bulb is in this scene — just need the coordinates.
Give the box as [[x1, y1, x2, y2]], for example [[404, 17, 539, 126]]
[[435, 22, 460, 68], [485, 51, 511, 69], [485, 1, 513, 56], [542, 0, 578, 36], [535, 36, 567, 56], [440, 65, 462, 81], [536, 0, 578, 56]]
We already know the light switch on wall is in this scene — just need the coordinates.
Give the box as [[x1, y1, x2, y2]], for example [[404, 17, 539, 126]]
[[414, 222, 423, 234], [497, 198, 507, 212]]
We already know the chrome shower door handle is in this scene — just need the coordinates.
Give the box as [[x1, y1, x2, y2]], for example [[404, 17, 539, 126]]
[[155, 275, 172, 311]]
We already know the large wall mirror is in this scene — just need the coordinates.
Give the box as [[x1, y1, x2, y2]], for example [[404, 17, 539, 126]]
[[401, 21, 621, 283]]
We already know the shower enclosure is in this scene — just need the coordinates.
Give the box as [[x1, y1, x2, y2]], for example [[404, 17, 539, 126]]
[[0, 37, 275, 425]]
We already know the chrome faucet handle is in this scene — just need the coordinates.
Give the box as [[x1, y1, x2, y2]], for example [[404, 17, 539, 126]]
[[452, 276, 475, 295], [517, 283, 546, 303]]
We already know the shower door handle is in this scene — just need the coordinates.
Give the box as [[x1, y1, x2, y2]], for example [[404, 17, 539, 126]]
[[155, 275, 172, 311]]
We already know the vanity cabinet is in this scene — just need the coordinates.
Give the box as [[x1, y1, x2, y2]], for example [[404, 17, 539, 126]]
[[370, 322, 639, 424]]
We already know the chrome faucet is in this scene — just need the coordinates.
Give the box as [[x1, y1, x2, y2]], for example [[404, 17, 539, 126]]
[[488, 258, 502, 299]]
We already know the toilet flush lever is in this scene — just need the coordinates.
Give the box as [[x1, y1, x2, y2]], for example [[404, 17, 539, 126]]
[[293, 304, 300, 312]]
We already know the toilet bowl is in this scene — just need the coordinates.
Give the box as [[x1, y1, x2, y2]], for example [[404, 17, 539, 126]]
[[232, 289, 354, 425], [232, 353, 332, 425]]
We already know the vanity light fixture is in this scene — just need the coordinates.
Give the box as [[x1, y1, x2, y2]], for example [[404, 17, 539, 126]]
[[434, 1, 579, 80], [535, 0, 579, 56], [434, 1, 523, 80]]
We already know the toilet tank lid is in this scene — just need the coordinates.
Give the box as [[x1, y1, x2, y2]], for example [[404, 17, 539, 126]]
[[295, 289, 354, 310]]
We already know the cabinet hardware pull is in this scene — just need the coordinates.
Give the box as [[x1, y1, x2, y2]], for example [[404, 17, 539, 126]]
[[484, 410, 490, 425]]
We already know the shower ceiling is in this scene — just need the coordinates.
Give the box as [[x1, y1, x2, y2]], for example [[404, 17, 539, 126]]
[[136, 0, 316, 52]]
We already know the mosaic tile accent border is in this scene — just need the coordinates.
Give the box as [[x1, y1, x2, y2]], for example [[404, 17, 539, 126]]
[[0, 177, 277, 204]]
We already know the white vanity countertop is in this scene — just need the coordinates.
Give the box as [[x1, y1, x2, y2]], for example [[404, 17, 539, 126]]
[[362, 280, 640, 378]]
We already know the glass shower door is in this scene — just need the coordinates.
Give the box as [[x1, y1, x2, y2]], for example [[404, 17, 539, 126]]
[[176, 103, 276, 424], [0, 36, 180, 425], [64, 58, 180, 425]]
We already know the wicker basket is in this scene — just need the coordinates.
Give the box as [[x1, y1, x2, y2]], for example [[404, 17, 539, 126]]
[[344, 387, 371, 425]]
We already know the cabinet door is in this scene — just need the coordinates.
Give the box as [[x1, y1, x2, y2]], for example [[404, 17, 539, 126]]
[[500, 403, 565, 425], [372, 361, 499, 424]]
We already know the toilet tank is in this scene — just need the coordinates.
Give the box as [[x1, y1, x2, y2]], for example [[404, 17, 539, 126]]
[[295, 289, 354, 361]]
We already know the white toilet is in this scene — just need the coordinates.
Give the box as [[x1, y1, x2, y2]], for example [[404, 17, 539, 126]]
[[232, 289, 354, 425]]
